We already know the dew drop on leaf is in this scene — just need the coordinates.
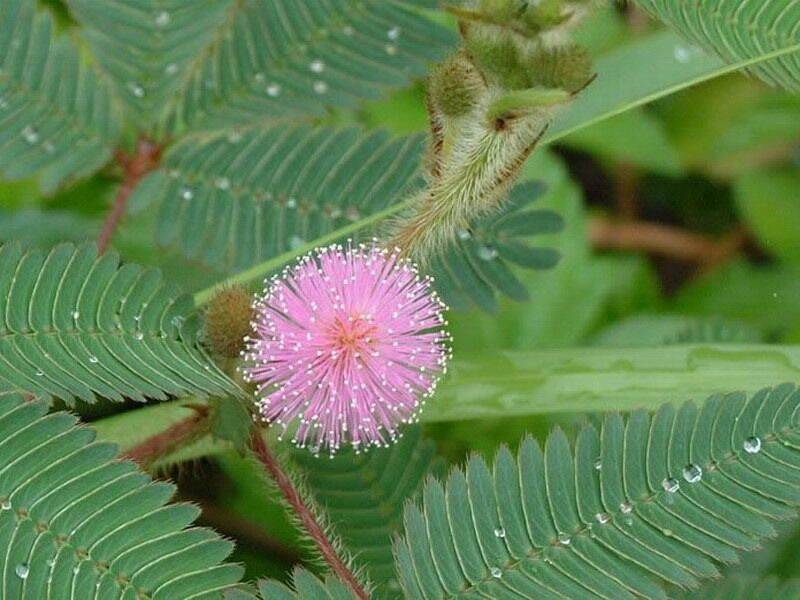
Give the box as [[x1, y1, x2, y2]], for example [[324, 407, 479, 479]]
[[127, 81, 145, 98], [89, 356, 99, 364], [490, 567, 502, 579], [594, 458, 602, 470], [661, 477, 680, 493], [478, 245, 498, 261], [1, 499, 11, 510], [313, 80, 329, 94], [557, 533, 571, 545], [743, 436, 762, 454], [619, 501, 633, 514], [595, 512, 610, 524], [180, 187, 194, 200], [494, 527, 506, 538], [682, 464, 702, 483], [134, 332, 144, 341], [385, 44, 398, 56], [215, 177, 231, 190], [35, 370, 44, 377], [154, 10, 170, 28], [673, 45, 691, 63], [165, 63, 178, 75], [343, 25, 355, 36], [266, 83, 282, 97], [22, 125, 39, 144], [309, 59, 325, 73], [15, 564, 29, 579]]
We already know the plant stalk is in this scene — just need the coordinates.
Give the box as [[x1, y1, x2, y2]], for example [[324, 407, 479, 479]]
[[122, 405, 209, 467], [98, 139, 162, 254], [249, 430, 370, 600]]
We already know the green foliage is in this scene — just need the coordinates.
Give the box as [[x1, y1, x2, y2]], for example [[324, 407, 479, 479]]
[[133, 126, 427, 271], [632, 0, 800, 92], [396, 384, 800, 598], [165, 0, 457, 134], [294, 426, 441, 598], [227, 569, 355, 600], [593, 315, 764, 348], [429, 181, 563, 312], [66, 0, 232, 130], [0, 392, 243, 598], [0, 0, 121, 192], [0, 242, 237, 404]]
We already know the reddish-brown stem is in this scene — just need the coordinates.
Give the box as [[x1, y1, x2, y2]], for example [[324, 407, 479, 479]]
[[589, 216, 745, 266], [123, 405, 209, 468], [249, 431, 370, 600], [98, 139, 162, 254]]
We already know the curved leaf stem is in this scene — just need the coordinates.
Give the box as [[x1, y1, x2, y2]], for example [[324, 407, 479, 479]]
[[122, 404, 209, 467]]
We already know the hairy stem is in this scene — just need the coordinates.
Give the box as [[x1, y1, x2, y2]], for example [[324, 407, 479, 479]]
[[122, 405, 209, 467], [98, 139, 162, 254], [250, 431, 370, 600]]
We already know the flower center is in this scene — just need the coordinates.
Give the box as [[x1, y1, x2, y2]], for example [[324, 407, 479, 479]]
[[331, 316, 377, 353]]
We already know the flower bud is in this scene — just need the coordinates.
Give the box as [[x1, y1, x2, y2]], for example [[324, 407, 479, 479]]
[[527, 44, 592, 92], [429, 54, 484, 117], [466, 34, 529, 89], [204, 285, 254, 358]]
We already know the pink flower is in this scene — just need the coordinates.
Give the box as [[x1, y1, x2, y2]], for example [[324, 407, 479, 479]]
[[242, 242, 450, 455]]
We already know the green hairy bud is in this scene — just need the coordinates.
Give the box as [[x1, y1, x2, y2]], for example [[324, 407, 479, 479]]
[[528, 44, 593, 92], [429, 54, 484, 116], [467, 34, 529, 89]]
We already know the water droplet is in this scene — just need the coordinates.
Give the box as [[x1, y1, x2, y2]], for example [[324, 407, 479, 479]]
[[557, 533, 571, 545], [180, 186, 194, 200], [619, 501, 633, 514], [88, 356, 99, 364], [15, 564, 29, 579], [36, 370, 44, 377], [253, 72, 266, 84], [595, 512, 610, 524], [490, 567, 502, 579], [744, 436, 762, 454], [673, 46, 692, 63], [165, 63, 179, 75], [127, 81, 145, 98], [343, 25, 355, 36], [494, 527, 506, 538], [214, 177, 231, 190], [1, 499, 11, 510], [154, 10, 170, 28], [134, 332, 144, 341], [662, 478, 680, 494], [385, 44, 398, 56], [72, 310, 80, 322], [286, 197, 297, 209], [313, 80, 328, 94], [72, 564, 81, 575], [309, 59, 325, 73], [682, 464, 702, 484], [266, 83, 281, 97], [46, 559, 55, 568], [662, 528, 673, 537], [387, 26, 401, 41], [22, 125, 39, 144], [594, 458, 602, 470], [227, 130, 243, 144], [456, 229, 471, 240], [478, 245, 498, 261]]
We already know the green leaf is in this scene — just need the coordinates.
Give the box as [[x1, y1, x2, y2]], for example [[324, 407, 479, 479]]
[[734, 168, 800, 263], [429, 181, 563, 312], [396, 385, 800, 598], [0, 242, 238, 404], [676, 576, 800, 599], [0, 392, 243, 598], [593, 315, 764, 348], [66, 0, 233, 130], [294, 426, 441, 599], [232, 569, 355, 600], [137, 126, 427, 272], [632, 0, 800, 93], [167, 0, 456, 134], [0, 0, 122, 191]]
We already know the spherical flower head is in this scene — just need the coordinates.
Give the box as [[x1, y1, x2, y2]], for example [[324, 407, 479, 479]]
[[242, 242, 450, 456]]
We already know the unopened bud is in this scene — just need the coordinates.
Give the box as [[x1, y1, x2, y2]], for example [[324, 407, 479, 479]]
[[429, 54, 484, 117], [528, 44, 592, 92], [204, 285, 254, 358], [467, 34, 529, 89]]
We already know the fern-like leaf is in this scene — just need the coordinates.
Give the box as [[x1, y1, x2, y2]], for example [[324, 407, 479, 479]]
[[0, 392, 243, 598], [632, 0, 800, 93], [133, 126, 426, 271], [0, 0, 121, 191], [294, 426, 441, 599], [429, 181, 563, 312], [225, 568, 356, 600], [0, 242, 237, 404], [593, 315, 764, 348], [396, 384, 800, 598], [65, 0, 232, 129], [166, 0, 456, 133]]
